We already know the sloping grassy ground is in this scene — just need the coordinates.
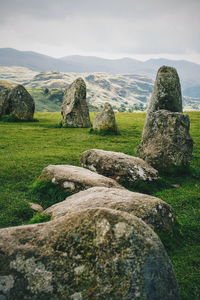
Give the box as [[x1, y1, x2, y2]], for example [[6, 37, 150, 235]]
[[0, 111, 199, 299]]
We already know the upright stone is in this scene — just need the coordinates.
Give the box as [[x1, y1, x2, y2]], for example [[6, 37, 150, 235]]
[[137, 66, 193, 170], [148, 66, 182, 113], [92, 102, 119, 134], [61, 78, 91, 127], [0, 80, 35, 120]]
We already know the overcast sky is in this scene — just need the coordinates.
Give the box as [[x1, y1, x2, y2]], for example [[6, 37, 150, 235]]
[[0, 0, 200, 63]]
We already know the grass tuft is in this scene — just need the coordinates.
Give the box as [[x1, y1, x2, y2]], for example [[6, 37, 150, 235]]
[[27, 212, 51, 224], [30, 179, 71, 209]]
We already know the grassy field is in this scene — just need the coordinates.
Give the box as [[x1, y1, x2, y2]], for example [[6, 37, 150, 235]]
[[0, 111, 199, 299]]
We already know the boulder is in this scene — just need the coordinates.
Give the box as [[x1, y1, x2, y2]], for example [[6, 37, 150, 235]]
[[39, 164, 123, 193], [0, 208, 180, 299], [61, 78, 91, 127], [80, 149, 158, 186], [45, 186, 176, 231], [137, 110, 193, 169], [28, 202, 44, 212], [0, 80, 35, 120], [92, 102, 119, 134], [148, 65, 182, 113]]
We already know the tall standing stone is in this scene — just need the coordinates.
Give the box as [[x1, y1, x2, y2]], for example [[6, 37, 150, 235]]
[[137, 66, 193, 170], [0, 80, 35, 120], [92, 102, 119, 134], [148, 66, 182, 113], [61, 78, 91, 127]]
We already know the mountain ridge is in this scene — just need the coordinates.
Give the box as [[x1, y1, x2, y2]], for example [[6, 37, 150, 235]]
[[1, 48, 200, 89]]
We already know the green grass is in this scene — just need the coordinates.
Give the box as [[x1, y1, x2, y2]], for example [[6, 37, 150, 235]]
[[0, 111, 199, 299]]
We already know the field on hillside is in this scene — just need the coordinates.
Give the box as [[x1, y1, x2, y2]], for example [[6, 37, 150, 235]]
[[0, 112, 199, 299]]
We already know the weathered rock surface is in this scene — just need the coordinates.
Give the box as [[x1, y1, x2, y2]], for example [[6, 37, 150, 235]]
[[92, 102, 119, 134], [40, 164, 123, 193], [137, 66, 193, 169], [137, 110, 193, 169], [148, 65, 182, 113], [45, 186, 176, 231], [61, 78, 91, 127], [80, 149, 158, 186], [0, 80, 35, 120], [0, 208, 180, 299]]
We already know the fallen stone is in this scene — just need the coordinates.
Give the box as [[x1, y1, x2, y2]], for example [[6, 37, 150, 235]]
[[0, 208, 180, 299], [0, 80, 35, 120], [171, 184, 181, 189], [80, 149, 158, 186], [61, 78, 91, 127], [28, 202, 44, 212], [45, 186, 176, 231], [39, 164, 123, 193], [137, 110, 193, 169], [92, 102, 119, 134]]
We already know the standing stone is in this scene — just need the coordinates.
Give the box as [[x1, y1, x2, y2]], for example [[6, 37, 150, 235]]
[[148, 66, 182, 113], [137, 66, 193, 170], [61, 78, 91, 127], [0, 80, 35, 120], [92, 102, 119, 134]]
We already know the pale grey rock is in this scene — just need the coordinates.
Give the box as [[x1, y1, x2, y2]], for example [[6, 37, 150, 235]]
[[45, 186, 176, 231], [40, 164, 123, 193], [92, 102, 119, 134], [137, 110, 193, 169], [61, 78, 91, 127], [0, 80, 35, 120], [80, 149, 158, 186], [28, 202, 44, 212], [0, 207, 180, 299]]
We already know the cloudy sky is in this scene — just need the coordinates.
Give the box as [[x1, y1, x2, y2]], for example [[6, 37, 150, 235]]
[[0, 0, 200, 63]]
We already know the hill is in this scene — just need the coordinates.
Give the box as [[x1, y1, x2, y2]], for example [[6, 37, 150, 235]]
[[0, 66, 199, 111], [1, 48, 200, 90]]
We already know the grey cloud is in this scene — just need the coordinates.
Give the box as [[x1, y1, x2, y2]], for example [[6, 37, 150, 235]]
[[0, 0, 199, 58]]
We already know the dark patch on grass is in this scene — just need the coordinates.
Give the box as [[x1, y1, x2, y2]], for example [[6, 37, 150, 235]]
[[125, 177, 171, 195], [0, 201, 34, 228], [1, 114, 38, 123], [30, 180, 71, 209]]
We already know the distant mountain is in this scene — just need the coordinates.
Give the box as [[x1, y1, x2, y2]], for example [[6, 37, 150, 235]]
[[1, 48, 200, 90], [0, 48, 84, 72]]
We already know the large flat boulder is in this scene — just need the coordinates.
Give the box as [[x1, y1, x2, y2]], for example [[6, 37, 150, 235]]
[[40, 164, 123, 193], [0, 80, 35, 120], [137, 110, 193, 169], [80, 149, 158, 186], [45, 186, 176, 231], [0, 208, 180, 299], [61, 78, 91, 128]]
